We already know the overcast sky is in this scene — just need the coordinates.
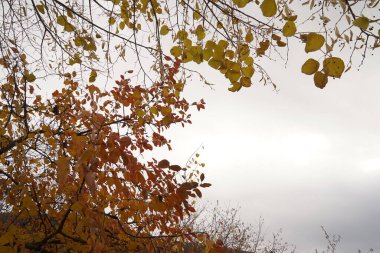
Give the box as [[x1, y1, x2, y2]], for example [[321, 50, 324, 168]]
[[149, 48, 380, 252]]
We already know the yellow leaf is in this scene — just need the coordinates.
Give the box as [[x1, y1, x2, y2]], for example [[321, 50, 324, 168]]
[[136, 108, 145, 117], [182, 50, 193, 63], [282, 21, 297, 37], [57, 15, 75, 32], [160, 106, 172, 116], [57, 15, 66, 26], [36, 4, 45, 14], [238, 44, 250, 60], [228, 82, 242, 92], [323, 57, 345, 78], [64, 23, 75, 32], [301, 58, 319, 75], [242, 66, 254, 77], [240, 76, 252, 87], [244, 56, 254, 66], [233, 0, 250, 8], [260, 0, 277, 17], [314, 71, 328, 89], [225, 69, 240, 82], [119, 22, 125, 30], [195, 25, 206, 40], [160, 25, 170, 35], [284, 15, 297, 21], [150, 106, 159, 115], [305, 33, 325, 53], [352, 16, 369, 30], [108, 17, 116, 25], [26, 73, 36, 82], [170, 46, 182, 57], [193, 4, 201, 20], [208, 58, 221, 69], [89, 69, 97, 83], [245, 30, 254, 43], [177, 30, 188, 40], [57, 156, 70, 185], [203, 48, 213, 61]]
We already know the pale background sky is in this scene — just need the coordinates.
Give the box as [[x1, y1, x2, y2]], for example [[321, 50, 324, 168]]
[[150, 49, 380, 252]]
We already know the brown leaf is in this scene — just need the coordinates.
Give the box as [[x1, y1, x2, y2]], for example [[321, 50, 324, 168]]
[[158, 159, 170, 168]]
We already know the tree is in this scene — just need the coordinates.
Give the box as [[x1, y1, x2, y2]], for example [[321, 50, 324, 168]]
[[184, 203, 291, 253], [1, 0, 378, 89], [0, 0, 379, 252], [0, 54, 210, 252]]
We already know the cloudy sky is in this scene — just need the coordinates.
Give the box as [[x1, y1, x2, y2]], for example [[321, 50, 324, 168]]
[[151, 48, 380, 252]]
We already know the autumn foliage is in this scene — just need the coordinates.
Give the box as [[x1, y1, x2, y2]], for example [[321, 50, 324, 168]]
[[0, 54, 209, 252], [0, 0, 379, 252]]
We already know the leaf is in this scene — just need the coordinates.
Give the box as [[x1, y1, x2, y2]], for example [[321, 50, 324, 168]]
[[26, 73, 36, 82], [200, 183, 211, 188], [282, 21, 297, 37], [208, 58, 221, 69], [169, 165, 182, 172], [160, 25, 170, 35], [89, 69, 97, 83], [260, 0, 277, 17], [36, 4, 45, 14], [193, 3, 201, 20], [160, 106, 172, 116], [313, 71, 328, 89], [158, 159, 170, 168], [170, 46, 182, 57], [305, 33, 325, 53], [277, 40, 286, 47], [245, 29, 254, 43], [56, 158, 69, 186], [352, 16, 369, 30], [240, 76, 252, 87], [108, 17, 116, 25], [242, 66, 254, 77], [195, 25, 206, 40], [323, 57, 345, 78], [85, 171, 96, 195], [57, 15, 75, 32], [301, 58, 319, 75], [233, 0, 250, 8], [57, 15, 66, 26]]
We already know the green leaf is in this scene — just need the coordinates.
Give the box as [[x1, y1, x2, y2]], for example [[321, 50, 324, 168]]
[[301, 58, 319, 75], [352, 16, 369, 30], [305, 33, 325, 53], [323, 57, 345, 78], [260, 0, 277, 17]]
